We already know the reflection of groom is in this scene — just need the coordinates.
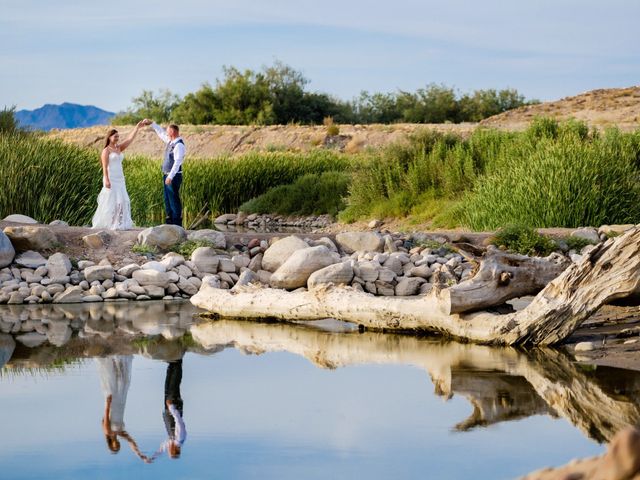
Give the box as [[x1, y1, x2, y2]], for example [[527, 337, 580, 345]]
[[144, 119, 186, 227]]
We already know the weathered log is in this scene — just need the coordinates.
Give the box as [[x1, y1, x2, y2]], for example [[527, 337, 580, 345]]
[[441, 248, 569, 314], [190, 226, 640, 345]]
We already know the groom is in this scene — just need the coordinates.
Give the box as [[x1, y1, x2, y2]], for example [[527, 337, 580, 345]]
[[144, 119, 186, 226]]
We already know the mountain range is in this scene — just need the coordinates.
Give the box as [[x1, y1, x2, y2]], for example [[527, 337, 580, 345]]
[[16, 103, 115, 131]]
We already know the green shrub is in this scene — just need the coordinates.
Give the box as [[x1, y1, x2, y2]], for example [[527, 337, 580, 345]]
[[171, 239, 216, 257], [240, 171, 351, 216], [563, 235, 597, 251], [491, 224, 557, 256]]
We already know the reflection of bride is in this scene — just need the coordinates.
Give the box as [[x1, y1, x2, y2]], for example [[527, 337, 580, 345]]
[[96, 355, 148, 460], [91, 121, 144, 230]]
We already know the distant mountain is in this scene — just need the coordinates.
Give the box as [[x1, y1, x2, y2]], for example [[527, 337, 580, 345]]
[[15, 103, 115, 131]]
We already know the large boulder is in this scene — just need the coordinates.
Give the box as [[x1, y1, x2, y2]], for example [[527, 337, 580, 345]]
[[137, 225, 186, 250], [335, 232, 383, 254], [270, 246, 338, 290], [0, 231, 15, 268], [3, 226, 58, 251], [14, 250, 47, 268], [191, 247, 220, 274], [2, 214, 37, 224], [53, 286, 84, 304], [187, 229, 226, 249], [84, 265, 114, 283], [46, 252, 72, 278], [262, 236, 309, 272], [571, 227, 601, 245], [132, 269, 171, 288], [307, 262, 354, 289]]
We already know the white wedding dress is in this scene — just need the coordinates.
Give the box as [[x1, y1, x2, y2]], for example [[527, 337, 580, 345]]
[[92, 151, 134, 230]]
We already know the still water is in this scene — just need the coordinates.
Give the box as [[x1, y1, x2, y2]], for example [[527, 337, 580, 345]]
[[1, 301, 637, 479]]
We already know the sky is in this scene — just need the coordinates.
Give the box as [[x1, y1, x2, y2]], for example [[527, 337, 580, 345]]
[[1, 0, 639, 113]]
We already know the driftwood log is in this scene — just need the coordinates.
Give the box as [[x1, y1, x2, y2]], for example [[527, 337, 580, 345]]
[[191, 226, 640, 346]]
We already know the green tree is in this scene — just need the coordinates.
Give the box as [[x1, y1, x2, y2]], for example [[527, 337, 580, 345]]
[[112, 89, 180, 124]]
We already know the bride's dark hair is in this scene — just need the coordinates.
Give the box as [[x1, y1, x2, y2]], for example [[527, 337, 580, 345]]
[[104, 129, 118, 148]]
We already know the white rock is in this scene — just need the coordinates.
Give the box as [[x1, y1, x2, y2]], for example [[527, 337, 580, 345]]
[[3, 225, 57, 251], [118, 263, 141, 277], [3, 214, 38, 223], [141, 261, 167, 273], [270, 246, 338, 290], [395, 277, 426, 296], [218, 258, 237, 273], [15, 332, 47, 347], [571, 227, 600, 245], [335, 232, 383, 254], [190, 247, 220, 274], [53, 286, 84, 304], [132, 269, 170, 288], [84, 265, 114, 283], [160, 253, 185, 270], [77, 260, 95, 270], [262, 236, 309, 272], [574, 341, 596, 352], [308, 262, 354, 289], [137, 224, 187, 250], [46, 252, 72, 278]]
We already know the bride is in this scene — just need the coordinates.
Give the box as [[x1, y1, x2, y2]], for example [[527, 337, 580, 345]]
[[92, 121, 145, 230]]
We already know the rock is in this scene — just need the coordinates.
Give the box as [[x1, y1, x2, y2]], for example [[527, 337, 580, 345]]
[[308, 262, 354, 289], [77, 260, 95, 270], [46, 284, 65, 295], [262, 236, 309, 272], [233, 270, 256, 288], [177, 277, 198, 295], [82, 295, 104, 303], [187, 276, 201, 289], [176, 264, 193, 278], [575, 341, 596, 352], [375, 280, 395, 296], [355, 261, 380, 282], [187, 229, 226, 249], [270, 246, 338, 290], [201, 275, 221, 290], [218, 258, 236, 273], [14, 251, 47, 268], [82, 231, 111, 249], [335, 232, 383, 254], [137, 225, 187, 250], [3, 226, 57, 251], [84, 265, 114, 283], [160, 253, 185, 270], [571, 227, 600, 245], [395, 277, 426, 296], [383, 235, 398, 253], [378, 268, 396, 283], [409, 265, 432, 279], [0, 231, 15, 268], [314, 237, 338, 253], [49, 220, 69, 226], [118, 263, 141, 277], [132, 269, 170, 288], [420, 283, 433, 295], [383, 256, 403, 275], [143, 285, 165, 299], [256, 270, 272, 285], [102, 287, 118, 299], [141, 261, 167, 273], [53, 286, 84, 303], [248, 253, 263, 272], [136, 295, 151, 301], [191, 247, 220, 274], [3, 214, 38, 224], [7, 292, 24, 304], [46, 252, 72, 278], [368, 219, 382, 229], [232, 254, 251, 270], [15, 332, 47, 347], [213, 213, 236, 224]]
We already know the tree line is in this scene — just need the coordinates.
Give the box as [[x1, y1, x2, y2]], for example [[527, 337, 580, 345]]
[[113, 61, 537, 126]]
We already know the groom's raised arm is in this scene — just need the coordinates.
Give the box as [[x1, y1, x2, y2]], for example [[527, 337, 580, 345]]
[[149, 121, 170, 144]]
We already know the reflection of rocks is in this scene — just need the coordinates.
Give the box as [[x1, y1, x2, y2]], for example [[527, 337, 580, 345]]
[[0, 333, 15, 369]]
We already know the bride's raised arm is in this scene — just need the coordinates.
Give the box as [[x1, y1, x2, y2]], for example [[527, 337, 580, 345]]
[[118, 120, 145, 151]]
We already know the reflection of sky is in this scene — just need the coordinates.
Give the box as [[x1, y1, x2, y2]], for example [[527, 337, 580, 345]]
[[0, 350, 602, 480]]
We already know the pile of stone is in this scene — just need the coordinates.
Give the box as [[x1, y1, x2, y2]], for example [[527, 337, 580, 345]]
[[217, 232, 474, 297], [214, 212, 333, 231]]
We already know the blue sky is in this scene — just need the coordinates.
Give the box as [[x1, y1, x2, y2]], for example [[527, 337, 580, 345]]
[[1, 0, 639, 112]]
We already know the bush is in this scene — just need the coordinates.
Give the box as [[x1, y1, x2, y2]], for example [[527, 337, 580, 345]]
[[240, 171, 350, 216], [491, 225, 556, 256], [171, 239, 217, 257]]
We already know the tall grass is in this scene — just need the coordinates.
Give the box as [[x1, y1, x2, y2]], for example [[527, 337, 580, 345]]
[[0, 133, 352, 226], [239, 171, 351, 216], [461, 126, 640, 229], [340, 119, 640, 229]]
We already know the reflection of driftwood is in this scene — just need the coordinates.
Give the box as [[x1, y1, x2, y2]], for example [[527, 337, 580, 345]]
[[190, 319, 640, 442], [191, 227, 640, 345]]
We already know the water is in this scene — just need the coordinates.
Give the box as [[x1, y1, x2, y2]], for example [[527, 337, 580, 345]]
[[1, 302, 638, 479]]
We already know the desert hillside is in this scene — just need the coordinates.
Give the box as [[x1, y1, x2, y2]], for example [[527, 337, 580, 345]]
[[46, 86, 640, 158], [481, 85, 640, 131]]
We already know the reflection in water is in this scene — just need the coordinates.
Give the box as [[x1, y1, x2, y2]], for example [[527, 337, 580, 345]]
[[1, 302, 640, 452]]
